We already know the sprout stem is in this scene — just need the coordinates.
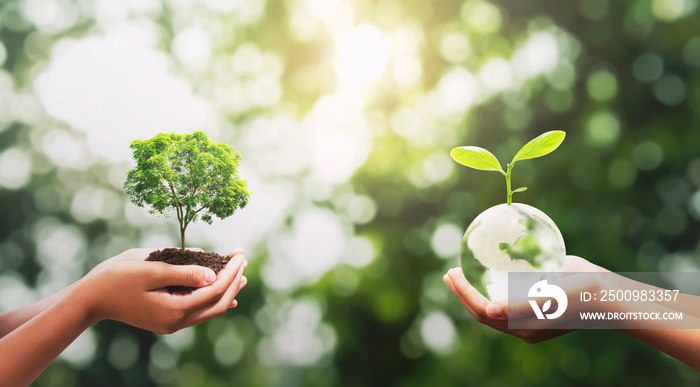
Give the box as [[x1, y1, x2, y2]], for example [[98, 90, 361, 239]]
[[505, 163, 513, 206]]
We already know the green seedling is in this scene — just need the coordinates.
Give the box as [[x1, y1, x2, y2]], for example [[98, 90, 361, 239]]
[[450, 130, 566, 205], [124, 131, 251, 253]]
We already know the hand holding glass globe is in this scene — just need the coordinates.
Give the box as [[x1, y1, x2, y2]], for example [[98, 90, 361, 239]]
[[451, 131, 567, 301]]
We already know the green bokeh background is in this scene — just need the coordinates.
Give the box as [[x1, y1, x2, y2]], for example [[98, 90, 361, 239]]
[[1, 0, 700, 385]]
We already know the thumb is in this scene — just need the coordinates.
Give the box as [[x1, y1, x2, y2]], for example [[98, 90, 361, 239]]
[[147, 262, 217, 289], [485, 302, 506, 319]]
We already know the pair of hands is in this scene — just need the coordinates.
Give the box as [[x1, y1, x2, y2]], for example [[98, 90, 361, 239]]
[[80, 247, 247, 334], [444, 255, 606, 343], [86, 247, 586, 340]]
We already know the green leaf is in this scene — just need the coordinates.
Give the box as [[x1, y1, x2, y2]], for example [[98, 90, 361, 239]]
[[511, 130, 566, 164], [512, 187, 528, 193], [450, 146, 505, 174]]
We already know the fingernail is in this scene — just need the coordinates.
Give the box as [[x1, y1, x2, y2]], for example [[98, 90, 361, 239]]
[[204, 268, 216, 284], [486, 303, 504, 319], [243, 260, 248, 269], [443, 274, 449, 282]]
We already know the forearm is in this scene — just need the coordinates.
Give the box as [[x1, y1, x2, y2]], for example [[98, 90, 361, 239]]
[[620, 329, 700, 371], [617, 306, 700, 371], [600, 275, 700, 371], [0, 283, 78, 338], [0, 280, 97, 386]]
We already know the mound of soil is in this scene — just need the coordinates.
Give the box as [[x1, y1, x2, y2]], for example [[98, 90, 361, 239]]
[[146, 248, 230, 293]]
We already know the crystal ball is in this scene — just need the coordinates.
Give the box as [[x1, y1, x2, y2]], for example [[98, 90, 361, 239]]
[[460, 203, 566, 301]]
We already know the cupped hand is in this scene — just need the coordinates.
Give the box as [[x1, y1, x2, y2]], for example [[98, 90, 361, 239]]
[[81, 247, 248, 334], [444, 255, 605, 343]]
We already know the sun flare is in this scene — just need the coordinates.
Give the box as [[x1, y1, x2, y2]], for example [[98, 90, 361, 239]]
[[335, 25, 390, 84]]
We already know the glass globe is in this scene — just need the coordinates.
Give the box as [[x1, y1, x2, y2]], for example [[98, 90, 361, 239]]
[[460, 203, 566, 301]]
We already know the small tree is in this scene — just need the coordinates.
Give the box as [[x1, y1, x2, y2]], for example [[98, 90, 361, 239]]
[[124, 131, 250, 253]]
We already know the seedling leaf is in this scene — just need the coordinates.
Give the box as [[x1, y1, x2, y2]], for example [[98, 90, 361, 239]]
[[450, 146, 505, 174], [450, 130, 565, 206], [511, 130, 566, 164]]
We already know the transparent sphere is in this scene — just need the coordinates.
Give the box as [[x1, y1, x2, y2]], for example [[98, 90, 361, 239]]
[[460, 203, 566, 301]]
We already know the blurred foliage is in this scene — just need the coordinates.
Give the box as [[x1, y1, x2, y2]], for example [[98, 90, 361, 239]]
[[1, 0, 700, 386]]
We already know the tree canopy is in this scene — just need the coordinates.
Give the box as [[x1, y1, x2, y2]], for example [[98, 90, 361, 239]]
[[124, 131, 250, 252]]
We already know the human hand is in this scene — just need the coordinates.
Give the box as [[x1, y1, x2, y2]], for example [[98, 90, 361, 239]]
[[444, 255, 605, 343], [80, 247, 248, 334]]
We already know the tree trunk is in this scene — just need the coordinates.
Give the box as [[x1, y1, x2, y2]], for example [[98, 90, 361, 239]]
[[180, 227, 186, 254]]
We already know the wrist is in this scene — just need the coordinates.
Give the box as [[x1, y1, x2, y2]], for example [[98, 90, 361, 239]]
[[71, 275, 106, 326]]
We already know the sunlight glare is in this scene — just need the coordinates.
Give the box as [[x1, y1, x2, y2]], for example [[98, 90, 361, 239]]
[[336, 25, 390, 84]]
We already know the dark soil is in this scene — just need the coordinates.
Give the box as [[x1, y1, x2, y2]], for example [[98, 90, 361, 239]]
[[146, 248, 230, 293]]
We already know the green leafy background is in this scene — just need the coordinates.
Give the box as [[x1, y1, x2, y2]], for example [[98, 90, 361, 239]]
[[1, 0, 700, 385]]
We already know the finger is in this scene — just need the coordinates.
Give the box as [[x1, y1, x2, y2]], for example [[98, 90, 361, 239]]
[[448, 268, 506, 320], [184, 261, 245, 323], [228, 277, 247, 310], [485, 302, 505, 319], [227, 247, 244, 257], [444, 272, 479, 317], [224, 253, 245, 273], [146, 262, 216, 289], [447, 268, 490, 315], [214, 263, 245, 310], [113, 248, 152, 262], [444, 272, 513, 332], [177, 254, 246, 310], [186, 247, 205, 252]]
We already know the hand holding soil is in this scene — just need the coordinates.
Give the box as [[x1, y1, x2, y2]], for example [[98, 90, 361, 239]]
[[0, 247, 248, 387], [81, 247, 248, 334]]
